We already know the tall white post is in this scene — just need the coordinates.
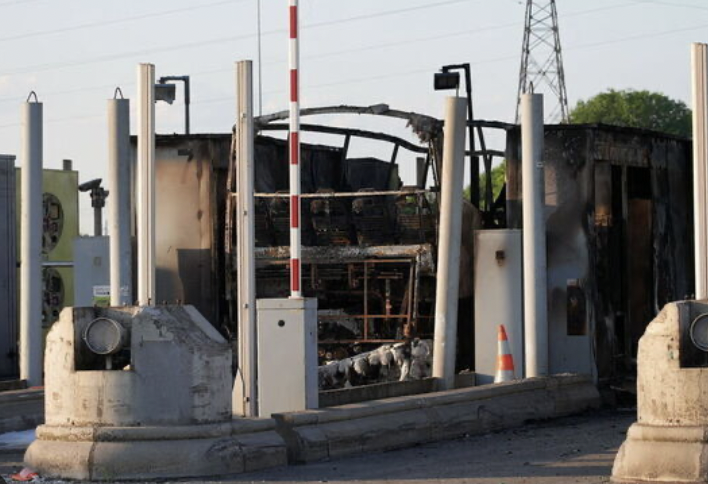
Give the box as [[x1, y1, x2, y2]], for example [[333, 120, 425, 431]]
[[522, 93, 549, 378], [108, 95, 132, 306], [20, 95, 43, 386], [137, 64, 156, 306], [432, 96, 467, 391], [693, 43, 708, 300], [233, 60, 258, 417]]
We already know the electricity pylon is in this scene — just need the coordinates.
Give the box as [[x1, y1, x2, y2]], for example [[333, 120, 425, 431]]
[[515, 0, 570, 123]]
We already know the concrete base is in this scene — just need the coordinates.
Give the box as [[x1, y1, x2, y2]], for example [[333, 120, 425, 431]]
[[25, 419, 287, 481], [274, 374, 599, 464], [610, 301, 708, 484], [612, 423, 708, 484]]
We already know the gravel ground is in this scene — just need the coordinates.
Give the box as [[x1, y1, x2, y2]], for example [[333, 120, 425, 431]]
[[0, 409, 635, 484]]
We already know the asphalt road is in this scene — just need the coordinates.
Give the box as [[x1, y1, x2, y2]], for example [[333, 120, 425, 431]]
[[0, 409, 635, 484]]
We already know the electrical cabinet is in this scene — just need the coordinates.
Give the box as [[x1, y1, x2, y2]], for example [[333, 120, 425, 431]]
[[257, 298, 318, 416], [73, 237, 110, 307], [474, 230, 524, 384]]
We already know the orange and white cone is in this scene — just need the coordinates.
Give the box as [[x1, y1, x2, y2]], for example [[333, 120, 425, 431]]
[[494, 324, 516, 383]]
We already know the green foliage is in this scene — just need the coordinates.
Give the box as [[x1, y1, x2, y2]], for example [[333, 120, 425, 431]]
[[570, 89, 691, 138], [464, 161, 506, 204]]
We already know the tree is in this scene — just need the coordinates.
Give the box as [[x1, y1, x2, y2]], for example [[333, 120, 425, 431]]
[[464, 161, 506, 206], [570, 89, 691, 138]]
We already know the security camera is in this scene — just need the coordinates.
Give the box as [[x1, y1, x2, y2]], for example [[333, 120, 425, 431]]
[[79, 178, 103, 192]]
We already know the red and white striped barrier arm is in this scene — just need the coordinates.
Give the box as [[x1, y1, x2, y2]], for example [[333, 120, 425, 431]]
[[289, 0, 302, 297]]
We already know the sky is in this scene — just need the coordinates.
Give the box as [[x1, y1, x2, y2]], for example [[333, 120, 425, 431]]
[[0, 0, 705, 232]]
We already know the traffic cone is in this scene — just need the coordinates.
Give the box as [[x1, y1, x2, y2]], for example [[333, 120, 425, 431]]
[[495, 324, 516, 383]]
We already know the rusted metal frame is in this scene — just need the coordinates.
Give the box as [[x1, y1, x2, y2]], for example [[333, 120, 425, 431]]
[[255, 104, 442, 136], [475, 124, 494, 212], [385, 279, 392, 323], [473, 149, 505, 158], [319, 314, 411, 319], [412, 254, 421, 336], [390, 144, 400, 164], [340, 134, 351, 187], [319, 339, 404, 344], [405, 261, 415, 336], [259, 123, 427, 155], [430, 138, 443, 189], [251, 189, 426, 198], [421, 151, 432, 189], [253, 244, 433, 265], [364, 261, 369, 341], [341, 134, 351, 159]]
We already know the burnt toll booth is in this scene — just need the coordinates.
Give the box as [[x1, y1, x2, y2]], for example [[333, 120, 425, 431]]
[[505, 124, 693, 386], [139, 104, 480, 380]]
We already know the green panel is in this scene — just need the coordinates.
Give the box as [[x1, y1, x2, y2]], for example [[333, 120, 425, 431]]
[[42, 266, 73, 327], [15, 168, 78, 329], [42, 169, 79, 262], [15, 168, 79, 263]]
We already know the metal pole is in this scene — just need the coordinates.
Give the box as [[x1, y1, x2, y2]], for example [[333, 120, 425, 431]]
[[20, 95, 43, 386], [108, 96, 132, 306], [463, 66, 478, 209], [432, 96, 467, 391], [522, 93, 548, 377], [184, 78, 190, 135], [289, 0, 302, 298], [94, 207, 102, 237], [137, 64, 156, 306], [693, 43, 708, 300], [257, 0, 263, 116], [234, 60, 258, 417]]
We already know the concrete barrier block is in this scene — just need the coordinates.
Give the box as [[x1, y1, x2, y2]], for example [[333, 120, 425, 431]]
[[275, 375, 599, 465], [553, 382, 601, 416], [427, 400, 485, 440], [235, 431, 288, 472], [325, 409, 433, 459], [284, 424, 329, 463]]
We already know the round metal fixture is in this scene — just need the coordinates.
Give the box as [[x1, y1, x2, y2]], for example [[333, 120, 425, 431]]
[[690, 313, 708, 352], [83, 318, 127, 355]]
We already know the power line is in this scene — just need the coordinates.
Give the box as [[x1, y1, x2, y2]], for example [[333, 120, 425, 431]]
[[0, 0, 642, 99], [0, 0, 42, 7], [0, 0, 243, 44], [637, 0, 708, 11], [0, 0, 479, 77], [0, 2, 700, 128]]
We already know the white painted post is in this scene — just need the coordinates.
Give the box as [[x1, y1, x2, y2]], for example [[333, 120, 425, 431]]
[[108, 94, 132, 306], [233, 60, 258, 417], [137, 64, 156, 306], [289, 0, 302, 298], [432, 96, 467, 391], [693, 43, 708, 300], [20, 94, 43, 386], [521, 93, 549, 377]]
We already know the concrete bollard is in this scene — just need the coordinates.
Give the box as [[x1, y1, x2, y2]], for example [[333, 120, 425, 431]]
[[612, 300, 708, 483]]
